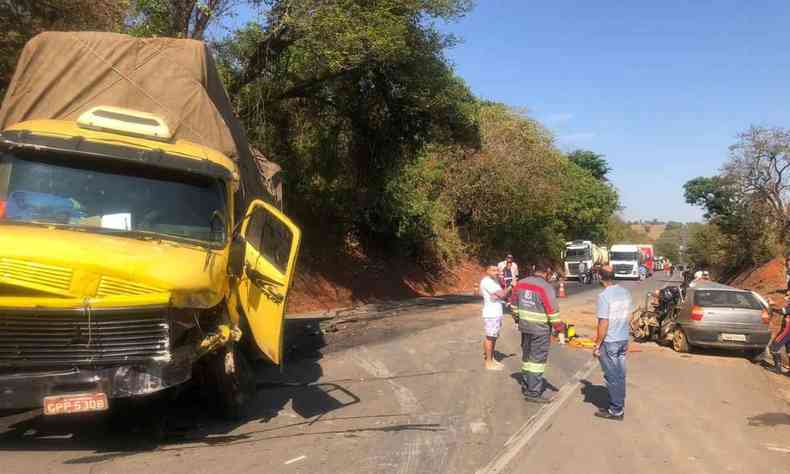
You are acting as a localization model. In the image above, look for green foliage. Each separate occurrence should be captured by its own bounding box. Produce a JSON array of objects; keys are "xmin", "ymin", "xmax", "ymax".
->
[
  {"xmin": 126, "ymin": 0, "xmax": 241, "ymax": 39},
  {"xmin": 215, "ymin": 0, "xmax": 480, "ymax": 258},
  {"xmin": 606, "ymin": 215, "xmax": 650, "ymax": 246},
  {"xmin": 683, "ymin": 176, "xmax": 739, "ymax": 230},
  {"xmin": 0, "ymin": 0, "xmax": 129, "ymax": 96},
  {"xmin": 567, "ymin": 149, "xmax": 610, "ymax": 181},
  {"xmin": 445, "ymin": 104, "xmax": 619, "ymax": 262},
  {"xmin": 684, "ymin": 129, "xmax": 786, "ymax": 278},
  {"xmin": 653, "ymin": 224, "xmax": 685, "ymax": 263}
]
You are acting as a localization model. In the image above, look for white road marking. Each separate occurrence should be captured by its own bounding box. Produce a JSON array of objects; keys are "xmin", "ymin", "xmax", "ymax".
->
[
  {"xmin": 764, "ymin": 444, "xmax": 790, "ymax": 453},
  {"xmin": 284, "ymin": 455, "xmax": 306, "ymax": 465},
  {"xmin": 476, "ymin": 358, "xmax": 599, "ymax": 474},
  {"xmin": 470, "ymin": 420, "xmax": 490, "ymax": 435}
]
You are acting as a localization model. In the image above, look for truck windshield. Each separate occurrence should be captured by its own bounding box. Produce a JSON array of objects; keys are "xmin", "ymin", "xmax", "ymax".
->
[
  {"xmin": 565, "ymin": 248, "xmax": 591, "ymax": 259},
  {"xmin": 0, "ymin": 151, "xmax": 227, "ymax": 245},
  {"xmin": 610, "ymin": 252, "xmax": 638, "ymax": 261}
]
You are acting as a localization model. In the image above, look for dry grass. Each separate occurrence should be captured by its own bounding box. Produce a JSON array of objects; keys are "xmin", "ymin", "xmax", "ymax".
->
[{"xmin": 630, "ymin": 224, "xmax": 666, "ymax": 242}]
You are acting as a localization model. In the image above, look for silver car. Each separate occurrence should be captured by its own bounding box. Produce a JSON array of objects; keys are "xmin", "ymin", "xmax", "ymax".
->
[{"xmin": 672, "ymin": 282, "xmax": 771, "ymax": 353}]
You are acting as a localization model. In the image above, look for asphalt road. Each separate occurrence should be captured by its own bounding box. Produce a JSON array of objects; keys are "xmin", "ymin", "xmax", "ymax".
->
[{"xmin": 3, "ymin": 273, "xmax": 787, "ymax": 473}]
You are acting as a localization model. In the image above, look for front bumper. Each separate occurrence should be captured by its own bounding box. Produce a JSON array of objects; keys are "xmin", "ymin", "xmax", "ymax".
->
[
  {"xmin": 0, "ymin": 305, "xmax": 213, "ymax": 410},
  {"xmin": 0, "ymin": 362, "xmax": 192, "ymax": 410}
]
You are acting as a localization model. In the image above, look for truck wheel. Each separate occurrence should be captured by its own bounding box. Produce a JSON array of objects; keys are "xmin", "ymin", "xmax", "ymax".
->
[
  {"xmin": 203, "ymin": 345, "xmax": 257, "ymax": 420},
  {"xmin": 672, "ymin": 328, "xmax": 690, "ymax": 353}
]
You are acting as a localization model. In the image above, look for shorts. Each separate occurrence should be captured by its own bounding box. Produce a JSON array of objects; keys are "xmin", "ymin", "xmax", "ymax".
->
[{"xmin": 484, "ymin": 316, "xmax": 503, "ymax": 338}]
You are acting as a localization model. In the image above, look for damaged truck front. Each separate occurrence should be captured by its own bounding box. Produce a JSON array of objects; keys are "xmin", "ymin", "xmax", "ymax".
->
[{"xmin": 0, "ymin": 33, "xmax": 300, "ymax": 418}]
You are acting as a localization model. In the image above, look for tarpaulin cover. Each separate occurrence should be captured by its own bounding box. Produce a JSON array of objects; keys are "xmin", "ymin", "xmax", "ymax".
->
[{"xmin": 0, "ymin": 31, "xmax": 281, "ymax": 210}]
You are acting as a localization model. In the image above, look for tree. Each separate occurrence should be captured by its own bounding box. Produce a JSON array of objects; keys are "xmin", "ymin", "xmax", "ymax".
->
[
  {"xmin": 723, "ymin": 126, "xmax": 790, "ymax": 245},
  {"xmin": 215, "ymin": 0, "xmax": 480, "ymax": 251},
  {"xmin": 567, "ymin": 149, "xmax": 610, "ymax": 181},
  {"xmin": 126, "ymin": 0, "xmax": 250, "ymax": 39},
  {"xmin": 0, "ymin": 0, "xmax": 129, "ymax": 96}
]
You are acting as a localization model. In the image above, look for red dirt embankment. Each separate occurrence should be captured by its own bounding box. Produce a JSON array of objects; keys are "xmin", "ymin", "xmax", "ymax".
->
[
  {"xmin": 728, "ymin": 257, "xmax": 786, "ymax": 303},
  {"xmin": 286, "ymin": 255, "xmax": 485, "ymax": 314}
]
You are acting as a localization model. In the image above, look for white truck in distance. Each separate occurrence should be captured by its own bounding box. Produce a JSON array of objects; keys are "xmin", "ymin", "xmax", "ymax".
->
[
  {"xmin": 563, "ymin": 240, "xmax": 609, "ymax": 281},
  {"xmin": 609, "ymin": 244, "xmax": 641, "ymax": 279}
]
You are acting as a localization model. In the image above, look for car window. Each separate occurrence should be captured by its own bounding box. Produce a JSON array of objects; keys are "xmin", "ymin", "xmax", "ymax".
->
[{"xmin": 694, "ymin": 290, "xmax": 762, "ymax": 310}]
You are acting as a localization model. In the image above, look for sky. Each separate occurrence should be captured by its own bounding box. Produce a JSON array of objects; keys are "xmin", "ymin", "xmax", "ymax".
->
[{"xmin": 435, "ymin": 1, "xmax": 790, "ymax": 222}]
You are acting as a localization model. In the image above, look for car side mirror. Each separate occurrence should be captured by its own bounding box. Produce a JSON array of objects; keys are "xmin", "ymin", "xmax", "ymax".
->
[{"xmin": 228, "ymin": 235, "xmax": 246, "ymax": 277}]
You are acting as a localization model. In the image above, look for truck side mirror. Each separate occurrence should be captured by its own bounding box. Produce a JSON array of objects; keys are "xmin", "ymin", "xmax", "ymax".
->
[{"xmin": 228, "ymin": 235, "xmax": 246, "ymax": 277}]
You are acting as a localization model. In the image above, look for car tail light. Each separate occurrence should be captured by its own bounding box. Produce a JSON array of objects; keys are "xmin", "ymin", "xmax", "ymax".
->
[
  {"xmin": 761, "ymin": 309, "xmax": 770, "ymax": 325},
  {"xmin": 691, "ymin": 306, "xmax": 704, "ymax": 321},
  {"xmin": 0, "ymin": 200, "xmax": 5, "ymax": 219}
]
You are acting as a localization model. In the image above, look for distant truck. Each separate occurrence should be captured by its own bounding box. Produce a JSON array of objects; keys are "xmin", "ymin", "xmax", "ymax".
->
[
  {"xmin": 0, "ymin": 33, "xmax": 301, "ymax": 418},
  {"xmin": 609, "ymin": 244, "xmax": 641, "ymax": 279},
  {"xmin": 639, "ymin": 244, "xmax": 655, "ymax": 276},
  {"xmin": 563, "ymin": 240, "xmax": 609, "ymax": 281}
]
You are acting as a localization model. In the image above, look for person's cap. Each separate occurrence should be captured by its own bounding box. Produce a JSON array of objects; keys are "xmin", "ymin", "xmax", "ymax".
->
[{"xmin": 506, "ymin": 254, "xmax": 513, "ymax": 259}]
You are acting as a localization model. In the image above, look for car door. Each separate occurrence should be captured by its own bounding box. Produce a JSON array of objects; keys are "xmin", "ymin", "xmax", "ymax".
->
[{"xmin": 236, "ymin": 199, "xmax": 301, "ymax": 365}]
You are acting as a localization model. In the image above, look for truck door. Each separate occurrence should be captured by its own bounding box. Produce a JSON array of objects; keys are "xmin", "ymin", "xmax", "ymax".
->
[{"xmin": 236, "ymin": 200, "xmax": 301, "ymax": 365}]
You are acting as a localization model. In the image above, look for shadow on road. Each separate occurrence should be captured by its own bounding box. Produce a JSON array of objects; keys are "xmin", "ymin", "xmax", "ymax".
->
[
  {"xmin": 0, "ymin": 322, "xmax": 364, "ymax": 465},
  {"xmin": 508, "ymin": 372, "xmax": 560, "ymax": 394},
  {"xmin": 747, "ymin": 412, "xmax": 790, "ymax": 427},
  {"xmin": 580, "ymin": 380, "xmax": 609, "ymax": 410}
]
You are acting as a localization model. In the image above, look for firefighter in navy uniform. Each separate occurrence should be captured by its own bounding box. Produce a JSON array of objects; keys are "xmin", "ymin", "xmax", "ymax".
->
[{"xmin": 511, "ymin": 265, "xmax": 563, "ymax": 403}]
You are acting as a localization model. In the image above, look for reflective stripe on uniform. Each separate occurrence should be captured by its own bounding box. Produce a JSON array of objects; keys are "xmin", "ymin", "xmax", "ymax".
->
[
  {"xmin": 548, "ymin": 312, "xmax": 561, "ymax": 322},
  {"xmin": 522, "ymin": 361, "xmax": 546, "ymax": 373},
  {"xmin": 515, "ymin": 309, "xmax": 550, "ymax": 323}
]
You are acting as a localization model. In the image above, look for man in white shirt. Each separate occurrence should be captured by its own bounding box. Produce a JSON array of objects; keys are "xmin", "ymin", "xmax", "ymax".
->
[{"xmin": 481, "ymin": 265, "xmax": 509, "ymax": 370}]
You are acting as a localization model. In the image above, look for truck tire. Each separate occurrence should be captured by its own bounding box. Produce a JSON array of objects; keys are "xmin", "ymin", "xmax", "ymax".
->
[
  {"xmin": 672, "ymin": 328, "xmax": 690, "ymax": 353},
  {"xmin": 202, "ymin": 345, "xmax": 257, "ymax": 420}
]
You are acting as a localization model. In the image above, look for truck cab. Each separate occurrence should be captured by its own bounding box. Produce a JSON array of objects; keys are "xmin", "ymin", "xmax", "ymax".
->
[
  {"xmin": 563, "ymin": 240, "xmax": 608, "ymax": 281},
  {"xmin": 609, "ymin": 244, "xmax": 641, "ymax": 280},
  {"xmin": 0, "ymin": 107, "xmax": 301, "ymax": 417},
  {"xmin": 564, "ymin": 240, "xmax": 593, "ymax": 280}
]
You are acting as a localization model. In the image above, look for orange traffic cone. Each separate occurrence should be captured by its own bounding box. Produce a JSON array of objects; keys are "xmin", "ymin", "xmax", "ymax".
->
[{"xmin": 558, "ymin": 280, "xmax": 566, "ymax": 298}]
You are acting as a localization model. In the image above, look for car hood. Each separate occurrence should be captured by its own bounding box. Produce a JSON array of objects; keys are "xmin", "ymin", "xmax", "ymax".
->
[{"xmin": 0, "ymin": 225, "xmax": 229, "ymax": 308}]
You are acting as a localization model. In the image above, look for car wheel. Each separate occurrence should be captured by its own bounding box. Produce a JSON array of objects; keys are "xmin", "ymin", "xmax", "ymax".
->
[{"xmin": 672, "ymin": 328, "xmax": 690, "ymax": 353}]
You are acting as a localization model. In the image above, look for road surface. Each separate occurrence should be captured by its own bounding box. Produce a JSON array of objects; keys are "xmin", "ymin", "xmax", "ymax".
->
[{"xmin": 3, "ymin": 274, "xmax": 789, "ymax": 473}]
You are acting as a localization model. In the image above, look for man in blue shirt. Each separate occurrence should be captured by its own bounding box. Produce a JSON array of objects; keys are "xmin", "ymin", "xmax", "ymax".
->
[{"xmin": 593, "ymin": 266, "xmax": 633, "ymax": 420}]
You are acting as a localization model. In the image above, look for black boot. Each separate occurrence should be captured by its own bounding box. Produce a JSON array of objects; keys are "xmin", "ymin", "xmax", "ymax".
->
[{"xmin": 772, "ymin": 354, "xmax": 784, "ymax": 374}]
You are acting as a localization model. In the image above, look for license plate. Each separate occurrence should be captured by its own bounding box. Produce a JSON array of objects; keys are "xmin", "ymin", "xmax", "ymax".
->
[
  {"xmin": 721, "ymin": 333, "xmax": 747, "ymax": 342},
  {"xmin": 43, "ymin": 392, "xmax": 108, "ymax": 416}
]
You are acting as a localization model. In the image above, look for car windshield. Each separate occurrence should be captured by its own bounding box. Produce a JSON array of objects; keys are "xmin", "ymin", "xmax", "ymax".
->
[
  {"xmin": 611, "ymin": 251, "xmax": 638, "ymax": 261},
  {"xmin": 694, "ymin": 290, "xmax": 762, "ymax": 310},
  {"xmin": 0, "ymin": 150, "xmax": 227, "ymax": 245},
  {"xmin": 565, "ymin": 248, "xmax": 590, "ymax": 259}
]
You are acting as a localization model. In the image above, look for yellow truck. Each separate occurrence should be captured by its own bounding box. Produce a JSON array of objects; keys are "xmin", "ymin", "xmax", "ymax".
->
[{"xmin": 0, "ymin": 33, "xmax": 300, "ymax": 418}]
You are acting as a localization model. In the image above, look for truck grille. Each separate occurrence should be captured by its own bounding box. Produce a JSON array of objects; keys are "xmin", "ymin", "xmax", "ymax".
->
[
  {"xmin": 614, "ymin": 264, "xmax": 634, "ymax": 274},
  {"xmin": 0, "ymin": 258, "xmax": 73, "ymax": 295},
  {"xmin": 0, "ymin": 309, "xmax": 170, "ymax": 367},
  {"xmin": 567, "ymin": 263, "xmax": 580, "ymax": 274},
  {"xmin": 96, "ymin": 276, "xmax": 164, "ymax": 297}
]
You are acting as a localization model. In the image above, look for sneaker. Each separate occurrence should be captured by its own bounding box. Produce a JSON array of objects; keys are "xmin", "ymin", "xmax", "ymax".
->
[
  {"xmin": 594, "ymin": 409, "xmax": 624, "ymax": 421},
  {"xmin": 524, "ymin": 393, "xmax": 553, "ymax": 404},
  {"xmin": 485, "ymin": 361, "xmax": 504, "ymax": 371}
]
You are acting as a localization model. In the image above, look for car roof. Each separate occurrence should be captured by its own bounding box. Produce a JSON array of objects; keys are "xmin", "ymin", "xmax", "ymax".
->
[{"xmin": 692, "ymin": 281, "xmax": 746, "ymax": 291}]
